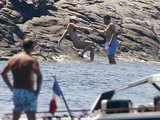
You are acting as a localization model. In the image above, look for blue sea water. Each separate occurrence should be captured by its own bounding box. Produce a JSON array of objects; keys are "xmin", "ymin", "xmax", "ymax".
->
[{"xmin": 0, "ymin": 60, "xmax": 160, "ymax": 119}]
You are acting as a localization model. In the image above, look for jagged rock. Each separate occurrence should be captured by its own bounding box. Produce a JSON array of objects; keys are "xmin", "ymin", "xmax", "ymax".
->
[
  {"xmin": 31, "ymin": 16, "xmax": 58, "ymax": 27},
  {"xmin": 1, "ymin": 8, "xmax": 23, "ymax": 23},
  {"xmin": 0, "ymin": 0, "xmax": 160, "ymax": 62}
]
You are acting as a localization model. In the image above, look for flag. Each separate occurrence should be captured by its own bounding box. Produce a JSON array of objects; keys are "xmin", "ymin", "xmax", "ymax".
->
[
  {"xmin": 49, "ymin": 76, "xmax": 73, "ymax": 119},
  {"xmin": 52, "ymin": 79, "xmax": 62, "ymax": 97},
  {"xmin": 49, "ymin": 99, "xmax": 57, "ymax": 114},
  {"xmin": 49, "ymin": 78, "xmax": 62, "ymax": 114}
]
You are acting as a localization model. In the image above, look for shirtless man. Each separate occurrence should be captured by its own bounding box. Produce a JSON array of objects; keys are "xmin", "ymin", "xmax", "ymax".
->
[
  {"xmin": 58, "ymin": 16, "xmax": 95, "ymax": 61},
  {"xmin": 91, "ymin": 15, "xmax": 119, "ymax": 64},
  {"xmin": 1, "ymin": 39, "xmax": 42, "ymax": 120}
]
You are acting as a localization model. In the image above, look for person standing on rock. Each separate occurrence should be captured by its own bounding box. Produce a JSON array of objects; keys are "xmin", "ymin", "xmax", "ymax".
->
[
  {"xmin": 58, "ymin": 16, "xmax": 96, "ymax": 61},
  {"xmin": 1, "ymin": 39, "xmax": 42, "ymax": 120},
  {"xmin": 91, "ymin": 15, "xmax": 119, "ymax": 64}
]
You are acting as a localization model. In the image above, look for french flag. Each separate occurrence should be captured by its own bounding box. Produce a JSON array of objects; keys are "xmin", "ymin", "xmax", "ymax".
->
[{"xmin": 49, "ymin": 78, "xmax": 62, "ymax": 114}]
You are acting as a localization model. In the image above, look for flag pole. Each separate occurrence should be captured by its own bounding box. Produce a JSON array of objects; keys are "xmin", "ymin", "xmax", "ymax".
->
[{"xmin": 53, "ymin": 75, "xmax": 73, "ymax": 120}]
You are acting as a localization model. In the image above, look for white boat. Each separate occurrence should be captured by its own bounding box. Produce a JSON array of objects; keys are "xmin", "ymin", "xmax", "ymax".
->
[{"xmin": 3, "ymin": 74, "xmax": 160, "ymax": 120}]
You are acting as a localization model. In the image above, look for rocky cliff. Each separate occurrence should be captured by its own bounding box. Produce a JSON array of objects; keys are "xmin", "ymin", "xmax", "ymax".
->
[{"xmin": 0, "ymin": 0, "xmax": 160, "ymax": 62}]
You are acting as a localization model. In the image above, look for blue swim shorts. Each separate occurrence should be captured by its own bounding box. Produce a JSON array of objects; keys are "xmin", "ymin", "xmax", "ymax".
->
[
  {"xmin": 105, "ymin": 38, "xmax": 119, "ymax": 56},
  {"xmin": 13, "ymin": 88, "xmax": 38, "ymax": 112}
]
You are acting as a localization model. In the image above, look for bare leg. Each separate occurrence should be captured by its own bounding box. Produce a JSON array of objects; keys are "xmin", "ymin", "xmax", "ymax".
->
[
  {"xmin": 80, "ymin": 46, "xmax": 89, "ymax": 58},
  {"xmin": 111, "ymin": 55, "xmax": 116, "ymax": 64},
  {"xmin": 107, "ymin": 55, "xmax": 111, "ymax": 64},
  {"xmin": 90, "ymin": 48, "xmax": 94, "ymax": 61},
  {"xmin": 81, "ymin": 45, "xmax": 94, "ymax": 61},
  {"xmin": 13, "ymin": 112, "xmax": 21, "ymax": 120},
  {"xmin": 108, "ymin": 55, "xmax": 116, "ymax": 64},
  {"xmin": 26, "ymin": 112, "xmax": 36, "ymax": 120}
]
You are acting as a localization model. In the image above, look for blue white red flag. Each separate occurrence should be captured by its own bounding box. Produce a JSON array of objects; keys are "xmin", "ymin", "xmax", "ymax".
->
[
  {"xmin": 52, "ymin": 78, "xmax": 62, "ymax": 97},
  {"xmin": 49, "ymin": 78, "xmax": 62, "ymax": 114}
]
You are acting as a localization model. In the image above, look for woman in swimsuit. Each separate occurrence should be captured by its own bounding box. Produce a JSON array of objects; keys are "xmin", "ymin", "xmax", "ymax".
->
[{"xmin": 58, "ymin": 16, "xmax": 95, "ymax": 61}]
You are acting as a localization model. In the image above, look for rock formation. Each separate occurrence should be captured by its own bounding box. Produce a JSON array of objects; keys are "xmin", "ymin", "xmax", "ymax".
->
[{"xmin": 0, "ymin": 0, "xmax": 159, "ymax": 62}]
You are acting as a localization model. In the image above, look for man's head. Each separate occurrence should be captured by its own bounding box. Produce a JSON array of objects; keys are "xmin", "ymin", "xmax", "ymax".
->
[
  {"xmin": 104, "ymin": 15, "xmax": 111, "ymax": 25},
  {"xmin": 23, "ymin": 39, "xmax": 35, "ymax": 52},
  {"xmin": 69, "ymin": 16, "xmax": 78, "ymax": 24}
]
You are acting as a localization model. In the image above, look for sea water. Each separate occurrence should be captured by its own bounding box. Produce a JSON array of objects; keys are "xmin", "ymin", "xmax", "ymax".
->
[{"xmin": 0, "ymin": 60, "xmax": 160, "ymax": 118}]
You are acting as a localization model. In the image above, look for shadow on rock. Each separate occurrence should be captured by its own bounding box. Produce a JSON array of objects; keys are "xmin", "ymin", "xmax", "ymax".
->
[
  {"xmin": 10, "ymin": 0, "xmax": 58, "ymax": 23},
  {"xmin": 0, "ymin": 18, "xmax": 24, "ymax": 41},
  {"xmin": 46, "ymin": 5, "xmax": 58, "ymax": 11},
  {"xmin": 0, "ymin": 0, "xmax": 58, "ymax": 41}
]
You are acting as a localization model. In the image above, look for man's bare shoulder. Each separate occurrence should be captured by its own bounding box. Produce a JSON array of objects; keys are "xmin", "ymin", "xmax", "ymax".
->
[
  {"xmin": 110, "ymin": 23, "xmax": 115, "ymax": 28},
  {"xmin": 65, "ymin": 23, "xmax": 72, "ymax": 30},
  {"xmin": 108, "ymin": 23, "xmax": 115, "ymax": 32},
  {"xmin": 10, "ymin": 52, "xmax": 36, "ymax": 63},
  {"xmin": 8, "ymin": 53, "xmax": 21, "ymax": 62},
  {"xmin": 6, "ymin": 53, "xmax": 20, "ymax": 67},
  {"xmin": 68, "ymin": 23, "xmax": 75, "ymax": 27}
]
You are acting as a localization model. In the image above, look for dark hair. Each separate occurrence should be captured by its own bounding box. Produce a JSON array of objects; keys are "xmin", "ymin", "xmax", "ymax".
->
[
  {"xmin": 104, "ymin": 15, "xmax": 111, "ymax": 20},
  {"xmin": 23, "ymin": 39, "xmax": 34, "ymax": 50}
]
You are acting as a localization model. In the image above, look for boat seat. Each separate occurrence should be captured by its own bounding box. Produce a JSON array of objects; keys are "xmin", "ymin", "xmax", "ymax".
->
[{"xmin": 101, "ymin": 99, "xmax": 132, "ymax": 114}]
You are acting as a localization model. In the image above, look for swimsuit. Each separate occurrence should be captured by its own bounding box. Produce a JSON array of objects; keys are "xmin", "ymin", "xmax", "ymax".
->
[
  {"xmin": 13, "ymin": 88, "xmax": 37, "ymax": 112},
  {"xmin": 105, "ymin": 38, "xmax": 119, "ymax": 55}
]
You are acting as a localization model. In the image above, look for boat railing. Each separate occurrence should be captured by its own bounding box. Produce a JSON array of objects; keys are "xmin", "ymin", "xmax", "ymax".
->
[
  {"xmin": 3, "ymin": 109, "xmax": 90, "ymax": 120},
  {"xmin": 3, "ymin": 106, "xmax": 160, "ymax": 120}
]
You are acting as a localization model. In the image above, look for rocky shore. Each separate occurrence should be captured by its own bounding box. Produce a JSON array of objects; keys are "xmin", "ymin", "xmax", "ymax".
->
[{"xmin": 0, "ymin": 0, "xmax": 160, "ymax": 62}]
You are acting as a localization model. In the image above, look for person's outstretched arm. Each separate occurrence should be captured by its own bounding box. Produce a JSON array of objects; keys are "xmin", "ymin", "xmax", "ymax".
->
[
  {"xmin": 93, "ymin": 29, "xmax": 105, "ymax": 35},
  {"xmin": 89, "ymin": 25, "xmax": 105, "ymax": 35},
  {"xmin": 58, "ymin": 24, "xmax": 70, "ymax": 49},
  {"xmin": 73, "ymin": 24, "xmax": 93, "ymax": 31}
]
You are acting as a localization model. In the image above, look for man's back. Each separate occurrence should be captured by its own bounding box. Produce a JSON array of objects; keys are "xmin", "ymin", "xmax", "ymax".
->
[
  {"xmin": 9, "ymin": 52, "xmax": 36, "ymax": 89},
  {"xmin": 1, "ymin": 39, "xmax": 42, "ymax": 120}
]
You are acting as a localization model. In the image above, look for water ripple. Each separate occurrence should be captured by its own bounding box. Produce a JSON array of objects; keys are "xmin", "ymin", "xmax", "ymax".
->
[{"xmin": 0, "ymin": 61, "xmax": 160, "ymax": 118}]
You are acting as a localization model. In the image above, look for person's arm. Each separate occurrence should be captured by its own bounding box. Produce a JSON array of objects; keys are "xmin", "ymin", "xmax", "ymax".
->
[
  {"xmin": 1, "ymin": 60, "xmax": 13, "ymax": 92},
  {"xmin": 89, "ymin": 25, "xmax": 105, "ymax": 35},
  {"xmin": 108, "ymin": 24, "xmax": 116, "ymax": 47},
  {"xmin": 58, "ymin": 24, "xmax": 70, "ymax": 48},
  {"xmin": 109, "ymin": 33, "xmax": 115, "ymax": 47},
  {"xmin": 33, "ymin": 61, "xmax": 42, "ymax": 95},
  {"xmin": 73, "ymin": 24, "xmax": 93, "ymax": 31},
  {"xmin": 94, "ymin": 29, "xmax": 105, "ymax": 35}
]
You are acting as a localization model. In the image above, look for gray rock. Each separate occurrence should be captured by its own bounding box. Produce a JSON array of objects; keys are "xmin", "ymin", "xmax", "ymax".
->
[{"xmin": 0, "ymin": 0, "xmax": 160, "ymax": 62}]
